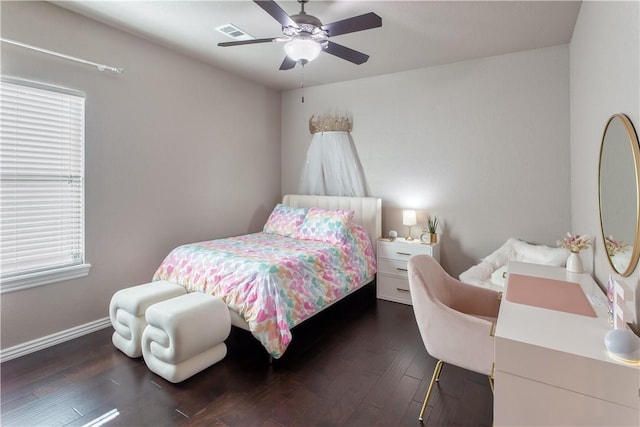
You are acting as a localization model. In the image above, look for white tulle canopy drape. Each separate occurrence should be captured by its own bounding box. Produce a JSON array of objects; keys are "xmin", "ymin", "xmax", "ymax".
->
[{"xmin": 298, "ymin": 115, "xmax": 366, "ymax": 197}]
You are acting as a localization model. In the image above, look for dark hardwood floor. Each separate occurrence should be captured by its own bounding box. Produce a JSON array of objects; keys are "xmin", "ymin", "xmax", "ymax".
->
[{"xmin": 1, "ymin": 283, "xmax": 493, "ymax": 426}]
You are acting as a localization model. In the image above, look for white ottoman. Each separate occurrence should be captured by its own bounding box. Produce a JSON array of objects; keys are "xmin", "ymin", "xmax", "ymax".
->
[
  {"xmin": 142, "ymin": 292, "xmax": 231, "ymax": 383},
  {"xmin": 109, "ymin": 281, "xmax": 186, "ymax": 358}
]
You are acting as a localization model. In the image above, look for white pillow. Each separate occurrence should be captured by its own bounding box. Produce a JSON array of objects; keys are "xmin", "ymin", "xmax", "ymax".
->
[{"xmin": 510, "ymin": 239, "xmax": 568, "ymax": 266}]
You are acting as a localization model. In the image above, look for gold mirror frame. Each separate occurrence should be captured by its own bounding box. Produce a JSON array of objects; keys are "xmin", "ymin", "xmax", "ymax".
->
[{"xmin": 598, "ymin": 114, "xmax": 640, "ymax": 276}]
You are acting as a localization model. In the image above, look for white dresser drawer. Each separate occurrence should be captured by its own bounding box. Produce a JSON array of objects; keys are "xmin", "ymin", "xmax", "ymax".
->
[
  {"xmin": 377, "ymin": 274, "xmax": 412, "ymax": 305},
  {"xmin": 377, "ymin": 258, "xmax": 409, "ymax": 278},
  {"xmin": 377, "ymin": 241, "xmax": 435, "ymax": 259}
]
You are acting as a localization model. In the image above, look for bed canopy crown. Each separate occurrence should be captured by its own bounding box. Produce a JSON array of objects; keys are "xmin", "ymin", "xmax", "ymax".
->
[{"xmin": 308, "ymin": 114, "xmax": 352, "ymax": 133}]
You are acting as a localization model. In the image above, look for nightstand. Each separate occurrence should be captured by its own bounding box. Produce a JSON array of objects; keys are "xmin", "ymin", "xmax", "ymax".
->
[{"xmin": 377, "ymin": 238, "xmax": 441, "ymax": 305}]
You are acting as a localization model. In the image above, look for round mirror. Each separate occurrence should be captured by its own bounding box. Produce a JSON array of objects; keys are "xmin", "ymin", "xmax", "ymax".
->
[{"xmin": 598, "ymin": 114, "xmax": 640, "ymax": 276}]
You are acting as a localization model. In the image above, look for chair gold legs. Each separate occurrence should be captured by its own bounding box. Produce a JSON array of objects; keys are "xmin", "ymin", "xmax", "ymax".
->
[
  {"xmin": 418, "ymin": 360, "xmax": 493, "ymax": 422},
  {"xmin": 419, "ymin": 359, "xmax": 444, "ymax": 422},
  {"xmin": 489, "ymin": 362, "xmax": 495, "ymax": 394}
]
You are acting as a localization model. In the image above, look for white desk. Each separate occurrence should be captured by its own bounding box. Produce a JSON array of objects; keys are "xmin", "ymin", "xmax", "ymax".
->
[{"xmin": 494, "ymin": 262, "xmax": 640, "ymax": 426}]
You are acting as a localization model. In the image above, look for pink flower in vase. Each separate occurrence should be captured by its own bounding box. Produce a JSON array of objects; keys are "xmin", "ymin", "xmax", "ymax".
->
[{"xmin": 557, "ymin": 232, "xmax": 591, "ymax": 253}]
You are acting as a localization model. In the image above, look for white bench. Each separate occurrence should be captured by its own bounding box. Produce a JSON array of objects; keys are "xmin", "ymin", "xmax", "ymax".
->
[
  {"xmin": 109, "ymin": 281, "xmax": 186, "ymax": 358},
  {"xmin": 142, "ymin": 292, "xmax": 231, "ymax": 383}
]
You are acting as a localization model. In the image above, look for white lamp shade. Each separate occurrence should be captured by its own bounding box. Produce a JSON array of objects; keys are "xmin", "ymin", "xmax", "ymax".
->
[
  {"xmin": 284, "ymin": 38, "xmax": 321, "ymax": 63},
  {"xmin": 403, "ymin": 209, "xmax": 417, "ymax": 226}
]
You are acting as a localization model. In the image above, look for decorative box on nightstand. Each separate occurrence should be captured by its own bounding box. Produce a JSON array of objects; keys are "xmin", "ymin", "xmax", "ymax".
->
[{"xmin": 376, "ymin": 238, "xmax": 441, "ymax": 305}]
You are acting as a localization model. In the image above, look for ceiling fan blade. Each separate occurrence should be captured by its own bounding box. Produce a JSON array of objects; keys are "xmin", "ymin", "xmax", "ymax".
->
[
  {"xmin": 279, "ymin": 56, "xmax": 297, "ymax": 70},
  {"xmin": 322, "ymin": 12, "xmax": 382, "ymax": 37},
  {"xmin": 218, "ymin": 38, "xmax": 280, "ymax": 47},
  {"xmin": 254, "ymin": 0, "xmax": 298, "ymax": 28},
  {"xmin": 325, "ymin": 41, "xmax": 369, "ymax": 65}
]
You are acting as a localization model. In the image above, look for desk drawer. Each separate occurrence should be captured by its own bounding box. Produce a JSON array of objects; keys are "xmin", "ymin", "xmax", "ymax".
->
[
  {"xmin": 495, "ymin": 370, "xmax": 640, "ymax": 426},
  {"xmin": 377, "ymin": 274, "xmax": 412, "ymax": 305}
]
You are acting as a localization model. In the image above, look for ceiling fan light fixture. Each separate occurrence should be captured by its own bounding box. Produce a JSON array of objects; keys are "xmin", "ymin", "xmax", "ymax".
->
[{"xmin": 284, "ymin": 37, "xmax": 321, "ymax": 64}]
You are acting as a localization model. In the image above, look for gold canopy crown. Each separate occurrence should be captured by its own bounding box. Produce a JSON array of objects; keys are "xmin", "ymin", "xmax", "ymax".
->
[{"xmin": 308, "ymin": 114, "xmax": 353, "ymax": 134}]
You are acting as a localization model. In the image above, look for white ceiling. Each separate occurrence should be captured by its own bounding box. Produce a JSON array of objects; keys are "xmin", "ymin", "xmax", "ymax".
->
[{"xmin": 52, "ymin": 0, "xmax": 582, "ymax": 91}]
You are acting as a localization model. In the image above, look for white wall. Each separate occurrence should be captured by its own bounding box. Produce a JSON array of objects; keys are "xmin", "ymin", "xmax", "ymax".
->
[
  {"xmin": 282, "ymin": 46, "xmax": 571, "ymax": 276},
  {"xmin": 570, "ymin": 0, "xmax": 640, "ymax": 323},
  {"xmin": 0, "ymin": 1, "xmax": 281, "ymax": 350}
]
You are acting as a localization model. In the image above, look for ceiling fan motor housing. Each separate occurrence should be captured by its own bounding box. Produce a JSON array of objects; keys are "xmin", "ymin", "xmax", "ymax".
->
[
  {"xmin": 284, "ymin": 13, "xmax": 328, "ymax": 46},
  {"xmin": 291, "ymin": 12, "xmax": 322, "ymax": 28}
]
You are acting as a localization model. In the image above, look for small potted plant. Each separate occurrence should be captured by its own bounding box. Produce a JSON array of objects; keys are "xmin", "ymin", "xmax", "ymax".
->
[{"xmin": 426, "ymin": 216, "xmax": 438, "ymax": 244}]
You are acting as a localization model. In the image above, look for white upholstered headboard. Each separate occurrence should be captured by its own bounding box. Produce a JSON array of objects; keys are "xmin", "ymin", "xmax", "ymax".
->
[{"xmin": 283, "ymin": 194, "xmax": 382, "ymax": 252}]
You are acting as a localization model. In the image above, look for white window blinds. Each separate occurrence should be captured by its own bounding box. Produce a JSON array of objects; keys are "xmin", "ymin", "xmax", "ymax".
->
[{"xmin": 1, "ymin": 78, "xmax": 87, "ymax": 288}]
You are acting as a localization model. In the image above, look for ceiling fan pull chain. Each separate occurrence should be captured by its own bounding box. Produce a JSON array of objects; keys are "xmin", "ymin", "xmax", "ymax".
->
[{"xmin": 300, "ymin": 63, "xmax": 305, "ymax": 103}]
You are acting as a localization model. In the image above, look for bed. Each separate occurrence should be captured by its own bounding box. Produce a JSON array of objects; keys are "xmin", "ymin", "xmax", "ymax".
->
[{"xmin": 152, "ymin": 194, "xmax": 382, "ymax": 358}]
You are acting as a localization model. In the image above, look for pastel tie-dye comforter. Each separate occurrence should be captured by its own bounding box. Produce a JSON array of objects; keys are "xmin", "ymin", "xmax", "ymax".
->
[{"xmin": 152, "ymin": 224, "xmax": 376, "ymax": 358}]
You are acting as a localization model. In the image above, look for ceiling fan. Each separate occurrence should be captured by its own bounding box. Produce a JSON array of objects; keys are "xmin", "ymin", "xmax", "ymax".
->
[{"xmin": 218, "ymin": 0, "xmax": 382, "ymax": 70}]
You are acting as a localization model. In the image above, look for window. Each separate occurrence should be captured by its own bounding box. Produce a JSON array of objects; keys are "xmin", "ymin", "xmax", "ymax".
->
[{"xmin": 1, "ymin": 77, "xmax": 90, "ymax": 293}]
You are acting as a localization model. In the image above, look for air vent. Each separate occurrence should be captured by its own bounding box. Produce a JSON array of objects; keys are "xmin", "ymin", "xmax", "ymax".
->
[{"xmin": 216, "ymin": 24, "xmax": 254, "ymax": 41}]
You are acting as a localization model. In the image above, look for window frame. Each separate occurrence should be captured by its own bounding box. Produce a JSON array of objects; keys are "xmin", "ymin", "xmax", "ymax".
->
[{"xmin": 0, "ymin": 77, "xmax": 91, "ymax": 294}]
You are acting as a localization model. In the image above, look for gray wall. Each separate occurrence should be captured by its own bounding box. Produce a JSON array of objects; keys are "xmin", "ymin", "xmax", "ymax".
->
[
  {"xmin": 281, "ymin": 46, "xmax": 571, "ymax": 277},
  {"xmin": 570, "ymin": 0, "xmax": 640, "ymax": 323},
  {"xmin": 1, "ymin": 1, "xmax": 282, "ymax": 349}
]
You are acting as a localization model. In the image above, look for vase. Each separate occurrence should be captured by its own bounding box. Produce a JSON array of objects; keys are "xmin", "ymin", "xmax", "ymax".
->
[{"xmin": 566, "ymin": 251, "xmax": 583, "ymax": 273}]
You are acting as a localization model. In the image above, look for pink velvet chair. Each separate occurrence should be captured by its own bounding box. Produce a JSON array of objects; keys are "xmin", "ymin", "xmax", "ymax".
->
[{"xmin": 408, "ymin": 254, "xmax": 501, "ymax": 421}]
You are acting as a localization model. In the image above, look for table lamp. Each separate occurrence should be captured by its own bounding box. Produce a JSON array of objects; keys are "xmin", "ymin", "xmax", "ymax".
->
[
  {"xmin": 403, "ymin": 209, "xmax": 417, "ymax": 241},
  {"xmin": 604, "ymin": 328, "xmax": 640, "ymax": 364}
]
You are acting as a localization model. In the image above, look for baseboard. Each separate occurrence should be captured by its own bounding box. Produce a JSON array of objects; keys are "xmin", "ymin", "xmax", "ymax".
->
[{"xmin": 0, "ymin": 317, "xmax": 111, "ymax": 363}]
